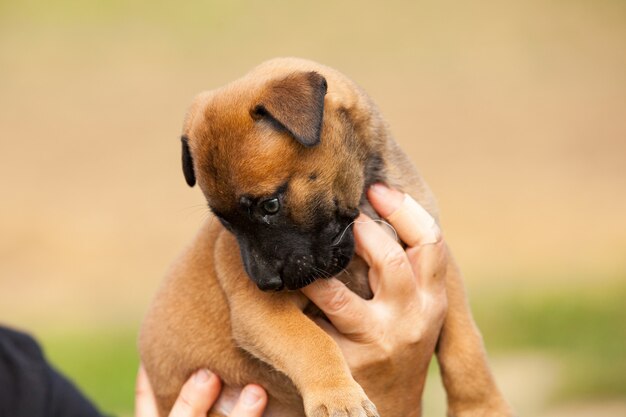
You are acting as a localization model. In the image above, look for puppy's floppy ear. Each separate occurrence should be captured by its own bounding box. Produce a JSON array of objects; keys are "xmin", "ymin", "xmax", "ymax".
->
[
  {"xmin": 252, "ymin": 71, "xmax": 327, "ymax": 147},
  {"xmin": 181, "ymin": 136, "xmax": 196, "ymax": 187}
]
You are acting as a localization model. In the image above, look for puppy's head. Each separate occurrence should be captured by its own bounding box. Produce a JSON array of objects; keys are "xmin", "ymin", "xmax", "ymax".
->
[{"xmin": 180, "ymin": 59, "xmax": 383, "ymax": 291}]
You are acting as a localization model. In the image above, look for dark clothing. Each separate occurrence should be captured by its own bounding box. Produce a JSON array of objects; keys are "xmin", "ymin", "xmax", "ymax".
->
[{"xmin": 0, "ymin": 326, "xmax": 105, "ymax": 417}]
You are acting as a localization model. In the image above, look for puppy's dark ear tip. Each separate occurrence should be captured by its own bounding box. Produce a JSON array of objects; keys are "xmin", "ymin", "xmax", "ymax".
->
[
  {"xmin": 181, "ymin": 136, "xmax": 196, "ymax": 187},
  {"xmin": 308, "ymin": 71, "xmax": 328, "ymax": 95},
  {"xmin": 250, "ymin": 104, "xmax": 268, "ymax": 120},
  {"xmin": 298, "ymin": 136, "xmax": 321, "ymax": 147},
  {"xmin": 320, "ymin": 76, "xmax": 328, "ymax": 92},
  {"xmin": 184, "ymin": 175, "xmax": 196, "ymax": 187}
]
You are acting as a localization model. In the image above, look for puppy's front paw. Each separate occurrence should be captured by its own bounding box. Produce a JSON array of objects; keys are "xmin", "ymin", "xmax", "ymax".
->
[{"xmin": 304, "ymin": 383, "xmax": 379, "ymax": 417}]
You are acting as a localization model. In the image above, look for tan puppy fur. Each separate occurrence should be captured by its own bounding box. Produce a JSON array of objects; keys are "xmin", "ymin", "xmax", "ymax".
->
[{"xmin": 139, "ymin": 58, "xmax": 513, "ymax": 417}]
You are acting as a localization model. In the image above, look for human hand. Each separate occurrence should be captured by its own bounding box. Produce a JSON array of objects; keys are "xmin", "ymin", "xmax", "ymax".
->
[
  {"xmin": 301, "ymin": 183, "xmax": 448, "ymax": 417},
  {"xmin": 135, "ymin": 365, "xmax": 268, "ymax": 417}
]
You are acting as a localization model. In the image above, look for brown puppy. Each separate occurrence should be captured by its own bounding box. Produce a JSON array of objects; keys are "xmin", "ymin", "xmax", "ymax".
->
[{"xmin": 139, "ymin": 58, "xmax": 513, "ymax": 417}]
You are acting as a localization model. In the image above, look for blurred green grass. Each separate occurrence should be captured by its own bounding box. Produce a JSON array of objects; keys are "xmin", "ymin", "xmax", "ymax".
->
[
  {"xmin": 473, "ymin": 282, "xmax": 626, "ymax": 402},
  {"xmin": 36, "ymin": 282, "xmax": 626, "ymax": 415},
  {"xmin": 40, "ymin": 327, "xmax": 139, "ymax": 416}
]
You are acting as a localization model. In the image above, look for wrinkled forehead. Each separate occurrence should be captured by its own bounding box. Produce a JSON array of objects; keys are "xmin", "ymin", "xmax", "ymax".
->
[{"xmin": 191, "ymin": 98, "xmax": 301, "ymax": 208}]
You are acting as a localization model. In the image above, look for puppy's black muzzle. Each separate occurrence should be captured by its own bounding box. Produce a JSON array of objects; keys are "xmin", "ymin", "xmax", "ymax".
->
[{"xmin": 235, "ymin": 208, "xmax": 359, "ymax": 292}]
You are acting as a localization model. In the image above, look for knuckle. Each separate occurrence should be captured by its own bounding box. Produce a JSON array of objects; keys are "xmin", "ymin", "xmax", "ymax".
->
[
  {"xmin": 435, "ymin": 294, "xmax": 449, "ymax": 320},
  {"xmin": 422, "ymin": 292, "xmax": 448, "ymax": 323},
  {"xmin": 379, "ymin": 246, "xmax": 408, "ymax": 271},
  {"xmin": 399, "ymin": 294, "xmax": 448, "ymax": 346},
  {"xmin": 177, "ymin": 391, "xmax": 196, "ymax": 412},
  {"xmin": 325, "ymin": 287, "xmax": 350, "ymax": 314},
  {"xmin": 405, "ymin": 332, "xmax": 424, "ymax": 347},
  {"xmin": 402, "ymin": 317, "xmax": 426, "ymax": 344}
]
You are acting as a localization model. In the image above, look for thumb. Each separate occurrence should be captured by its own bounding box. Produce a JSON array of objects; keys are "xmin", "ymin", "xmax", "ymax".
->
[
  {"xmin": 301, "ymin": 278, "xmax": 370, "ymax": 335},
  {"xmin": 135, "ymin": 365, "xmax": 159, "ymax": 417}
]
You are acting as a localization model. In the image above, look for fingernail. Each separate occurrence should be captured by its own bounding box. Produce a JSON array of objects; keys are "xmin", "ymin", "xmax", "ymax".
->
[
  {"xmin": 370, "ymin": 183, "xmax": 389, "ymax": 195},
  {"xmin": 194, "ymin": 369, "xmax": 212, "ymax": 384},
  {"xmin": 241, "ymin": 385, "xmax": 262, "ymax": 406}
]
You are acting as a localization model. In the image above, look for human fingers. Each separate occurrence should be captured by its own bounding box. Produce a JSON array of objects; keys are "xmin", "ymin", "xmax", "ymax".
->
[
  {"xmin": 228, "ymin": 385, "xmax": 268, "ymax": 417},
  {"xmin": 301, "ymin": 277, "xmax": 371, "ymax": 336},
  {"xmin": 368, "ymin": 184, "xmax": 441, "ymax": 247},
  {"xmin": 169, "ymin": 369, "xmax": 221, "ymax": 417},
  {"xmin": 406, "ymin": 241, "xmax": 448, "ymax": 295},
  {"xmin": 135, "ymin": 365, "xmax": 159, "ymax": 417},
  {"xmin": 353, "ymin": 212, "xmax": 417, "ymax": 301},
  {"xmin": 368, "ymin": 183, "xmax": 446, "ymax": 293},
  {"xmin": 366, "ymin": 183, "xmax": 405, "ymax": 218}
]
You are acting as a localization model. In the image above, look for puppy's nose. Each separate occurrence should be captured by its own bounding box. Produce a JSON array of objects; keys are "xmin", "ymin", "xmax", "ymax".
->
[{"xmin": 256, "ymin": 276, "xmax": 284, "ymax": 292}]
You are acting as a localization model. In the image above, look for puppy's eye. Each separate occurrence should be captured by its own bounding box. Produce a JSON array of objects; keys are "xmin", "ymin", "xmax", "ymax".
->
[{"xmin": 261, "ymin": 198, "xmax": 280, "ymax": 215}]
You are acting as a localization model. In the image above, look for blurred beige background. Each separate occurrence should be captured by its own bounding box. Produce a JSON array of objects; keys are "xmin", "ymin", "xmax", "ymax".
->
[{"xmin": 1, "ymin": 1, "xmax": 625, "ymax": 416}]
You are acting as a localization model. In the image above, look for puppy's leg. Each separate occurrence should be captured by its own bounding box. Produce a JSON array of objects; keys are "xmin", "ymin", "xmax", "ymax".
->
[
  {"xmin": 437, "ymin": 251, "xmax": 513, "ymax": 417},
  {"xmin": 215, "ymin": 233, "xmax": 379, "ymax": 417}
]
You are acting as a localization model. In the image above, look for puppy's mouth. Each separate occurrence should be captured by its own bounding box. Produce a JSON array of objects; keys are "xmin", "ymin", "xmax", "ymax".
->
[
  {"xmin": 241, "ymin": 222, "xmax": 357, "ymax": 292},
  {"xmin": 252, "ymin": 245, "xmax": 354, "ymax": 292},
  {"xmin": 277, "ymin": 245, "xmax": 354, "ymax": 291}
]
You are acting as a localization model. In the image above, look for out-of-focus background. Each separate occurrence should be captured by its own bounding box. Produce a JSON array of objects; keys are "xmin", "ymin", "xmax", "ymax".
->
[{"xmin": 1, "ymin": 0, "xmax": 625, "ymax": 415}]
